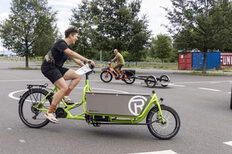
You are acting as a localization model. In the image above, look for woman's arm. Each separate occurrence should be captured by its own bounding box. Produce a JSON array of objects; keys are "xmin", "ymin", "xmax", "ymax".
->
[
  {"xmin": 71, "ymin": 57, "xmax": 84, "ymax": 67},
  {"xmin": 64, "ymin": 48, "xmax": 89, "ymax": 62},
  {"xmin": 64, "ymin": 48, "xmax": 95, "ymax": 66}
]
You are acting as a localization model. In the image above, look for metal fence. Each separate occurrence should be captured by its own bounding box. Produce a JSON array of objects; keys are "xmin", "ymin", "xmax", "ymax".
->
[
  {"xmin": 0, "ymin": 56, "xmax": 177, "ymax": 67},
  {"xmin": 95, "ymin": 61, "xmax": 177, "ymax": 66}
]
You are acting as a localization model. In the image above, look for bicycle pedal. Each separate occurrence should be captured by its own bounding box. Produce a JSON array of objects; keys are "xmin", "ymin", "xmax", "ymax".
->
[{"xmin": 115, "ymin": 76, "xmax": 121, "ymax": 80}]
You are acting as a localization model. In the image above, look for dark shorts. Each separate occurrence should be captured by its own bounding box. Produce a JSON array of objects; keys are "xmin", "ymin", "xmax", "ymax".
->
[{"xmin": 41, "ymin": 60, "xmax": 69, "ymax": 84}]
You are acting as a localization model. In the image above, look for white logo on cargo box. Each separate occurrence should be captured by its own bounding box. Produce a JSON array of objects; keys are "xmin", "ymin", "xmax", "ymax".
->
[{"xmin": 128, "ymin": 96, "xmax": 147, "ymax": 116}]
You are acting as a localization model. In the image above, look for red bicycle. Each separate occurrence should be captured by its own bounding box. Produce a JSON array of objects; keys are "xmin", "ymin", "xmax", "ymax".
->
[{"xmin": 100, "ymin": 62, "xmax": 135, "ymax": 84}]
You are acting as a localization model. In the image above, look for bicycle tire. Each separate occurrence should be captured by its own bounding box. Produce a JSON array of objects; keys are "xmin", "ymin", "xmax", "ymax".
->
[
  {"xmin": 159, "ymin": 75, "xmax": 170, "ymax": 87},
  {"xmin": 100, "ymin": 71, "xmax": 113, "ymax": 83},
  {"xmin": 18, "ymin": 88, "xmax": 52, "ymax": 128},
  {"xmin": 230, "ymin": 87, "xmax": 232, "ymax": 109},
  {"xmin": 145, "ymin": 76, "xmax": 157, "ymax": 88},
  {"xmin": 122, "ymin": 73, "xmax": 135, "ymax": 84},
  {"xmin": 146, "ymin": 105, "xmax": 181, "ymax": 139}
]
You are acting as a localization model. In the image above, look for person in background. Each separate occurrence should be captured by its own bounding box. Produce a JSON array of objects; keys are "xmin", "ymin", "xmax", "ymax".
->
[{"xmin": 110, "ymin": 49, "xmax": 125, "ymax": 78}]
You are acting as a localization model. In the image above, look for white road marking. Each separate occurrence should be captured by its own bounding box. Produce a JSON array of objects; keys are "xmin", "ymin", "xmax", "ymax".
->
[
  {"xmin": 224, "ymin": 141, "xmax": 232, "ymax": 146},
  {"xmin": 0, "ymin": 79, "xmax": 100, "ymax": 82},
  {"xmin": 210, "ymin": 81, "xmax": 223, "ymax": 84},
  {"xmin": 19, "ymin": 139, "xmax": 26, "ymax": 143},
  {"xmin": 129, "ymin": 150, "xmax": 177, "ymax": 154},
  {"xmin": 169, "ymin": 83, "xmax": 185, "ymax": 87},
  {"xmin": 198, "ymin": 87, "xmax": 221, "ymax": 92},
  {"xmin": 0, "ymin": 79, "xmax": 46, "ymax": 82},
  {"xmin": 8, "ymin": 88, "xmax": 129, "ymax": 101},
  {"xmin": 7, "ymin": 128, "xmax": 12, "ymax": 130},
  {"xmin": 8, "ymin": 89, "xmax": 27, "ymax": 100},
  {"xmin": 175, "ymin": 80, "xmax": 232, "ymax": 84}
]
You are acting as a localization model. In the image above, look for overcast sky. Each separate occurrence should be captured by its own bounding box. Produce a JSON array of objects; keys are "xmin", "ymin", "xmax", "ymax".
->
[{"xmin": 0, "ymin": 0, "xmax": 172, "ymax": 51}]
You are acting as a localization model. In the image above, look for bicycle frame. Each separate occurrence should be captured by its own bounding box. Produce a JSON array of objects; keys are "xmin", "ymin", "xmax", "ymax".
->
[
  {"xmin": 34, "ymin": 73, "xmax": 165, "ymax": 125},
  {"xmin": 103, "ymin": 64, "xmax": 127, "ymax": 80}
]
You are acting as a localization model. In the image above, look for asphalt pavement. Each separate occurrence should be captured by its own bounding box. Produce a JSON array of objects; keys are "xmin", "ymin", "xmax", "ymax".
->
[{"xmin": 1, "ymin": 61, "xmax": 232, "ymax": 154}]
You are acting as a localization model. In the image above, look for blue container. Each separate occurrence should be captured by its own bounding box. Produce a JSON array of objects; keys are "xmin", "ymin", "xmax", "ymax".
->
[
  {"xmin": 192, "ymin": 51, "xmax": 221, "ymax": 70},
  {"xmin": 192, "ymin": 52, "xmax": 204, "ymax": 70},
  {"xmin": 206, "ymin": 52, "xmax": 221, "ymax": 70}
]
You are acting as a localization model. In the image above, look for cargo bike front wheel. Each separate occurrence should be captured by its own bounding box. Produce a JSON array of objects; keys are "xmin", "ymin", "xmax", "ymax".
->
[{"xmin": 146, "ymin": 105, "xmax": 180, "ymax": 139}]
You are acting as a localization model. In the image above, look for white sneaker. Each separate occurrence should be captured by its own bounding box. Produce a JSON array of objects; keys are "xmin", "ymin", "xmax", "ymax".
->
[
  {"xmin": 44, "ymin": 112, "xmax": 58, "ymax": 123},
  {"xmin": 63, "ymin": 96, "xmax": 75, "ymax": 105}
]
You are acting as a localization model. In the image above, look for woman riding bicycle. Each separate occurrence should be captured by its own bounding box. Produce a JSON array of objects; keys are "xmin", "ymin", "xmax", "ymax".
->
[{"xmin": 41, "ymin": 27, "xmax": 95, "ymax": 123}]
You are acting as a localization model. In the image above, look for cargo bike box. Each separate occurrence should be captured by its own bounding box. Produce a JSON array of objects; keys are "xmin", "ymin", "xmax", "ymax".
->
[{"xmin": 86, "ymin": 91, "xmax": 151, "ymax": 116}]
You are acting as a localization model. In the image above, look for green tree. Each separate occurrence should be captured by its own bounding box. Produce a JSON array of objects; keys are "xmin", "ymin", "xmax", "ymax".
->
[
  {"xmin": 150, "ymin": 34, "xmax": 172, "ymax": 62},
  {"xmin": 165, "ymin": 0, "xmax": 232, "ymax": 72},
  {"xmin": 71, "ymin": 0, "xmax": 151, "ymax": 61},
  {"xmin": 0, "ymin": 0, "xmax": 58, "ymax": 67},
  {"xmin": 70, "ymin": 0, "xmax": 94, "ymax": 59}
]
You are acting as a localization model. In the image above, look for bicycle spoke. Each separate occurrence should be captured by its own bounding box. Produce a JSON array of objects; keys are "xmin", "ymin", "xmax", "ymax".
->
[{"xmin": 19, "ymin": 89, "xmax": 51, "ymax": 128}]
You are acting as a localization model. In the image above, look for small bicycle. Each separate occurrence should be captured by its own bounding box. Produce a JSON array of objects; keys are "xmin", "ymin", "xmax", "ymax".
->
[
  {"xmin": 100, "ymin": 62, "xmax": 135, "ymax": 84},
  {"xmin": 18, "ymin": 64, "xmax": 180, "ymax": 139}
]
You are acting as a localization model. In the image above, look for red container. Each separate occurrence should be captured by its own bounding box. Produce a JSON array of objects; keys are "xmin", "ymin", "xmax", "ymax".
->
[
  {"xmin": 178, "ymin": 53, "xmax": 192, "ymax": 70},
  {"xmin": 221, "ymin": 53, "xmax": 232, "ymax": 66}
]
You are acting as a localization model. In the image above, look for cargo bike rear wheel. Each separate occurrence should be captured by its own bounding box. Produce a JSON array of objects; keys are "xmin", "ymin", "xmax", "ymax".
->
[{"xmin": 18, "ymin": 88, "xmax": 52, "ymax": 128}]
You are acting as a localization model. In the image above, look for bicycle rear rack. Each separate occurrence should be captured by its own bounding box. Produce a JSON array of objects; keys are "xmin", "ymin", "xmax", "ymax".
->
[{"xmin": 27, "ymin": 83, "xmax": 48, "ymax": 89}]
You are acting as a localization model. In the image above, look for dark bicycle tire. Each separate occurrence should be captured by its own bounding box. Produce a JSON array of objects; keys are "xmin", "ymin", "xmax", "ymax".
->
[
  {"xmin": 230, "ymin": 87, "xmax": 232, "ymax": 109},
  {"xmin": 159, "ymin": 75, "xmax": 170, "ymax": 87},
  {"xmin": 145, "ymin": 76, "xmax": 157, "ymax": 88},
  {"xmin": 122, "ymin": 73, "xmax": 135, "ymax": 84},
  {"xmin": 100, "ymin": 71, "xmax": 113, "ymax": 83},
  {"xmin": 18, "ymin": 88, "xmax": 52, "ymax": 128},
  {"xmin": 146, "ymin": 105, "xmax": 180, "ymax": 139}
]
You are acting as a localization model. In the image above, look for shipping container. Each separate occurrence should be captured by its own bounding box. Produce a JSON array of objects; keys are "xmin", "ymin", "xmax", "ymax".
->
[
  {"xmin": 192, "ymin": 52, "xmax": 203, "ymax": 70},
  {"xmin": 178, "ymin": 53, "xmax": 192, "ymax": 70},
  {"xmin": 192, "ymin": 51, "xmax": 220, "ymax": 70},
  {"xmin": 221, "ymin": 53, "xmax": 232, "ymax": 66},
  {"xmin": 206, "ymin": 52, "xmax": 221, "ymax": 69}
]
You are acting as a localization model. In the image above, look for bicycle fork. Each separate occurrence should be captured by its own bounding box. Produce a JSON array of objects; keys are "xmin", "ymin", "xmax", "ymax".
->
[{"xmin": 152, "ymin": 91, "xmax": 166, "ymax": 123}]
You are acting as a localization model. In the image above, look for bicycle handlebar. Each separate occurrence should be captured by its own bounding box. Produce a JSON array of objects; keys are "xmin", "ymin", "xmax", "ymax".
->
[
  {"xmin": 107, "ymin": 61, "xmax": 112, "ymax": 66},
  {"xmin": 83, "ymin": 61, "xmax": 95, "ymax": 69},
  {"xmin": 89, "ymin": 64, "xmax": 95, "ymax": 70}
]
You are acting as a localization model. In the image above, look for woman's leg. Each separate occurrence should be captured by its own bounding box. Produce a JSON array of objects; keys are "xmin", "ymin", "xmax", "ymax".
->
[
  {"xmin": 63, "ymin": 69, "xmax": 82, "ymax": 94},
  {"xmin": 48, "ymin": 77, "xmax": 68, "ymax": 113}
]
